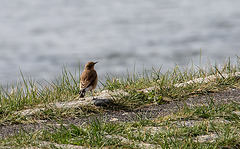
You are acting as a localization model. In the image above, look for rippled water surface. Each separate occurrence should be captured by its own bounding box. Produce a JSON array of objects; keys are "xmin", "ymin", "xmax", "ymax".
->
[{"xmin": 0, "ymin": 0, "xmax": 240, "ymax": 85}]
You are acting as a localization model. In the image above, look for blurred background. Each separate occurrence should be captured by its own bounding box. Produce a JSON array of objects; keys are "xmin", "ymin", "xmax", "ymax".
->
[{"xmin": 0, "ymin": 0, "xmax": 240, "ymax": 86}]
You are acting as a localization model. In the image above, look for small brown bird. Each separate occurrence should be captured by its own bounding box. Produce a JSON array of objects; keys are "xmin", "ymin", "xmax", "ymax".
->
[{"xmin": 79, "ymin": 61, "xmax": 98, "ymax": 99}]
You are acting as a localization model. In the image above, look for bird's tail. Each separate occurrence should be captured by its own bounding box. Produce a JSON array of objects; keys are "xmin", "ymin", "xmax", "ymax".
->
[{"xmin": 79, "ymin": 89, "xmax": 86, "ymax": 98}]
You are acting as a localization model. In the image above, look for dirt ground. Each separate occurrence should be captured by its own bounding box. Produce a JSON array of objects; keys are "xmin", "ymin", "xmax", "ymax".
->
[{"xmin": 1, "ymin": 88, "xmax": 240, "ymax": 138}]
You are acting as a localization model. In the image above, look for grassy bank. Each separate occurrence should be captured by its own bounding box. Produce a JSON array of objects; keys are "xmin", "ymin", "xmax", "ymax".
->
[
  {"xmin": 1, "ymin": 58, "xmax": 240, "ymax": 148},
  {"xmin": 0, "ymin": 60, "xmax": 239, "ymax": 124},
  {"xmin": 104, "ymin": 58, "xmax": 240, "ymax": 109},
  {"xmin": 1, "ymin": 97, "xmax": 240, "ymax": 148}
]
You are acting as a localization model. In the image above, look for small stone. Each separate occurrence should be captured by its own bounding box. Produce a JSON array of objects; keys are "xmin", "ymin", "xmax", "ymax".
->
[
  {"xmin": 162, "ymin": 97, "xmax": 172, "ymax": 102},
  {"xmin": 232, "ymin": 111, "xmax": 240, "ymax": 115},
  {"xmin": 122, "ymin": 112, "xmax": 128, "ymax": 116},
  {"xmin": 93, "ymin": 98, "xmax": 113, "ymax": 106},
  {"xmin": 195, "ymin": 133, "xmax": 218, "ymax": 143},
  {"xmin": 110, "ymin": 118, "xmax": 119, "ymax": 122}
]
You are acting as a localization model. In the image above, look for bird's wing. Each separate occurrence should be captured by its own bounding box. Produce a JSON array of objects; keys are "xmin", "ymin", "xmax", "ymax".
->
[{"xmin": 80, "ymin": 70, "xmax": 97, "ymax": 89}]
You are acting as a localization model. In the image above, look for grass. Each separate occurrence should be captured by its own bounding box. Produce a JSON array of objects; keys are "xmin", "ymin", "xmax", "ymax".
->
[
  {"xmin": 0, "ymin": 66, "xmax": 82, "ymax": 124},
  {"xmin": 1, "ymin": 58, "xmax": 239, "ymax": 121},
  {"xmin": 0, "ymin": 57, "xmax": 240, "ymax": 148},
  {"xmin": 104, "ymin": 58, "xmax": 240, "ymax": 109},
  {"xmin": 1, "ymin": 98, "xmax": 240, "ymax": 148}
]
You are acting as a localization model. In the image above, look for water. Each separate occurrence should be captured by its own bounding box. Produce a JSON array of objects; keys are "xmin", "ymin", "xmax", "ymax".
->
[{"xmin": 0, "ymin": 0, "xmax": 240, "ymax": 85}]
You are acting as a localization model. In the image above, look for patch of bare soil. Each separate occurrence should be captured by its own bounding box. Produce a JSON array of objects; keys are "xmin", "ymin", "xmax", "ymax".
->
[{"xmin": 1, "ymin": 88, "xmax": 240, "ymax": 138}]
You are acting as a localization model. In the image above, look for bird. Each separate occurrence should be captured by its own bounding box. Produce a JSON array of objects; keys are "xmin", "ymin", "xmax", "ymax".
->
[{"xmin": 79, "ymin": 61, "xmax": 98, "ymax": 99}]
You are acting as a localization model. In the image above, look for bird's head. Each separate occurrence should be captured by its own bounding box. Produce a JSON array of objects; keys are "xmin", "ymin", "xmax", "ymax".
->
[{"xmin": 85, "ymin": 61, "xmax": 98, "ymax": 70}]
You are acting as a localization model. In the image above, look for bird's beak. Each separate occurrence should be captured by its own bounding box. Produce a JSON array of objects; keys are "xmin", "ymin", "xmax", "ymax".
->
[{"xmin": 94, "ymin": 61, "xmax": 98, "ymax": 64}]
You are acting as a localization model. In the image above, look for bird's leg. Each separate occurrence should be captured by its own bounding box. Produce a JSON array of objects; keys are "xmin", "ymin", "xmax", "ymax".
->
[
  {"xmin": 79, "ymin": 89, "xmax": 86, "ymax": 98},
  {"xmin": 90, "ymin": 90, "xmax": 96, "ymax": 100}
]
